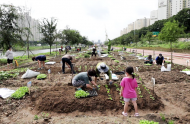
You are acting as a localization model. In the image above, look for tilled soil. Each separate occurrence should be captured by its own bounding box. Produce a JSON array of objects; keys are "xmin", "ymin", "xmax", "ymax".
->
[{"xmin": 30, "ymin": 83, "xmax": 163, "ymax": 114}]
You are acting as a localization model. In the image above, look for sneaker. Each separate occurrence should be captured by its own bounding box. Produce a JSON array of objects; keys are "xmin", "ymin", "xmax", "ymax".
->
[
  {"xmin": 134, "ymin": 113, "xmax": 139, "ymax": 117},
  {"xmin": 37, "ymin": 68, "xmax": 41, "ymax": 70},
  {"xmin": 62, "ymin": 72, "xmax": 65, "ymax": 74},
  {"xmin": 122, "ymin": 112, "xmax": 128, "ymax": 116}
]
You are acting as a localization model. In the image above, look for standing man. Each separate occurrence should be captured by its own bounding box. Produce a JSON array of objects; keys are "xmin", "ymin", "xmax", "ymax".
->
[
  {"xmin": 95, "ymin": 62, "xmax": 113, "ymax": 85},
  {"xmin": 155, "ymin": 54, "xmax": 165, "ymax": 65},
  {"xmin": 5, "ymin": 46, "xmax": 13, "ymax": 69},
  {"xmin": 32, "ymin": 55, "xmax": 46, "ymax": 70},
  {"xmin": 91, "ymin": 46, "xmax": 96, "ymax": 57},
  {"xmin": 62, "ymin": 54, "xmax": 75, "ymax": 74}
]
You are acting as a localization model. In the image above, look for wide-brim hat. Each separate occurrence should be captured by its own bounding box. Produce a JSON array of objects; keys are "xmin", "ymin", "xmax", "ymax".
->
[{"xmin": 97, "ymin": 63, "xmax": 109, "ymax": 73}]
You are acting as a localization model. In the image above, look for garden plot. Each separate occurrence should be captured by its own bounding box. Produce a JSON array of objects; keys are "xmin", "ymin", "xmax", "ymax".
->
[
  {"xmin": 1, "ymin": 50, "xmax": 190, "ymax": 123},
  {"xmin": 138, "ymin": 71, "xmax": 190, "ymax": 84},
  {"xmin": 30, "ymin": 83, "xmax": 163, "ymax": 113}
]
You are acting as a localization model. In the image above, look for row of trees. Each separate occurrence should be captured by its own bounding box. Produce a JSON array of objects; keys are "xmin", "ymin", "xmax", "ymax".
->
[
  {"xmin": 106, "ymin": 8, "xmax": 190, "ymax": 47},
  {"xmin": 0, "ymin": 4, "xmax": 93, "ymax": 55}
]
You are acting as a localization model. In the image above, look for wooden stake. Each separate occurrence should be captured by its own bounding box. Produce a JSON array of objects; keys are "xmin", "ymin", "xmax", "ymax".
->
[
  {"xmin": 143, "ymin": 49, "xmax": 144, "ymax": 56},
  {"xmin": 49, "ymin": 73, "xmax": 50, "ymax": 80}
]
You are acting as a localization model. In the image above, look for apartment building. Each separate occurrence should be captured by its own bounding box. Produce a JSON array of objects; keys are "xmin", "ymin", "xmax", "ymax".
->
[
  {"xmin": 127, "ymin": 23, "xmax": 134, "ymax": 33},
  {"xmin": 150, "ymin": 10, "xmax": 158, "ymax": 25},
  {"xmin": 134, "ymin": 18, "xmax": 150, "ymax": 30},
  {"xmin": 17, "ymin": 12, "xmax": 43, "ymax": 42}
]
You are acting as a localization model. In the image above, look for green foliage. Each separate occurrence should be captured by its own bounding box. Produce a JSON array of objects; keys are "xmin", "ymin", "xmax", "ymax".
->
[
  {"xmin": 139, "ymin": 120, "xmax": 159, "ymax": 124},
  {"xmin": 160, "ymin": 113, "xmax": 166, "ymax": 121},
  {"xmin": 0, "ymin": 4, "xmax": 24, "ymax": 50},
  {"xmin": 40, "ymin": 18, "xmax": 57, "ymax": 54},
  {"xmin": 182, "ymin": 68, "xmax": 190, "ymax": 71},
  {"xmin": 36, "ymin": 74, "xmax": 47, "ymax": 80},
  {"xmin": 114, "ymin": 60, "xmax": 119, "ymax": 63},
  {"xmin": 84, "ymin": 54, "xmax": 90, "ymax": 58},
  {"xmin": 0, "ymin": 71, "xmax": 19, "ymax": 80},
  {"xmin": 11, "ymin": 87, "xmax": 29, "ymax": 99},
  {"xmin": 34, "ymin": 115, "xmax": 39, "ymax": 120},
  {"xmin": 144, "ymin": 64, "xmax": 152, "ymax": 66},
  {"xmin": 75, "ymin": 90, "xmax": 89, "ymax": 98},
  {"xmin": 168, "ymin": 120, "xmax": 174, "ymax": 124},
  {"xmin": 165, "ymin": 61, "xmax": 171, "ymax": 64},
  {"xmin": 158, "ymin": 20, "xmax": 186, "ymax": 50},
  {"xmin": 146, "ymin": 31, "xmax": 153, "ymax": 46}
]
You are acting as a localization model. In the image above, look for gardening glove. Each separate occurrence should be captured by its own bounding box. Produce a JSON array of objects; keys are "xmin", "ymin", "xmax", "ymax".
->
[
  {"xmin": 100, "ymin": 77, "xmax": 103, "ymax": 80},
  {"xmin": 109, "ymin": 81, "xmax": 113, "ymax": 85},
  {"xmin": 96, "ymin": 85, "xmax": 99, "ymax": 90},
  {"xmin": 77, "ymin": 88, "xmax": 82, "ymax": 91},
  {"xmin": 162, "ymin": 63, "xmax": 164, "ymax": 66}
]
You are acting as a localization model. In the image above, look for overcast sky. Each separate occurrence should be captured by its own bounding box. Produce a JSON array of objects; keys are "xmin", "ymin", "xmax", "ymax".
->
[{"xmin": 1, "ymin": 0, "xmax": 158, "ymax": 43}]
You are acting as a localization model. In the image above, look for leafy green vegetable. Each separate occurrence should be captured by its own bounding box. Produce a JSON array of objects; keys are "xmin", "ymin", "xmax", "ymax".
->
[
  {"xmin": 0, "ymin": 71, "xmax": 19, "ymax": 80},
  {"xmin": 114, "ymin": 60, "xmax": 119, "ymax": 63},
  {"xmin": 144, "ymin": 64, "xmax": 152, "ymax": 66},
  {"xmin": 36, "ymin": 74, "xmax": 47, "ymax": 80},
  {"xmin": 182, "ymin": 68, "xmax": 190, "ymax": 71},
  {"xmin": 11, "ymin": 87, "xmax": 29, "ymax": 99},
  {"xmin": 75, "ymin": 90, "xmax": 89, "ymax": 98},
  {"xmin": 139, "ymin": 120, "xmax": 159, "ymax": 124}
]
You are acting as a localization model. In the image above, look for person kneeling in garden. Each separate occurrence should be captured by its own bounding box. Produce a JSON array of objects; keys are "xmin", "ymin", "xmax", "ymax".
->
[
  {"xmin": 72, "ymin": 69, "xmax": 99, "ymax": 90},
  {"xmin": 155, "ymin": 54, "xmax": 165, "ymax": 65},
  {"xmin": 144, "ymin": 55, "xmax": 153, "ymax": 64},
  {"xmin": 95, "ymin": 62, "xmax": 113, "ymax": 85},
  {"xmin": 32, "ymin": 55, "xmax": 46, "ymax": 70},
  {"xmin": 120, "ymin": 66, "xmax": 139, "ymax": 117}
]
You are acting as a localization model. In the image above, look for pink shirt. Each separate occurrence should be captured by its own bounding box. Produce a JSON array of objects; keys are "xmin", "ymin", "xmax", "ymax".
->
[{"xmin": 120, "ymin": 77, "xmax": 138, "ymax": 98}]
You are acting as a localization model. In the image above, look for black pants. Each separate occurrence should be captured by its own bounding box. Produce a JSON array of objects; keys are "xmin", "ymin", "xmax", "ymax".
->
[
  {"xmin": 144, "ymin": 61, "xmax": 153, "ymax": 64},
  {"xmin": 62, "ymin": 58, "xmax": 74, "ymax": 73},
  {"xmin": 92, "ymin": 52, "xmax": 96, "ymax": 57},
  {"xmin": 156, "ymin": 60, "xmax": 163, "ymax": 65}
]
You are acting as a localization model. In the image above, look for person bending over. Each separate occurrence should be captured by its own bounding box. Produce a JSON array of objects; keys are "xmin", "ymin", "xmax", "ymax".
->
[
  {"xmin": 92, "ymin": 46, "xmax": 96, "ymax": 57},
  {"xmin": 72, "ymin": 69, "xmax": 98, "ymax": 90},
  {"xmin": 62, "ymin": 55, "xmax": 75, "ymax": 74},
  {"xmin": 144, "ymin": 55, "xmax": 153, "ymax": 64},
  {"xmin": 32, "ymin": 55, "xmax": 46, "ymax": 70},
  {"xmin": 95, "ymin": 62, "xmax": 113, "ymax": 85}
]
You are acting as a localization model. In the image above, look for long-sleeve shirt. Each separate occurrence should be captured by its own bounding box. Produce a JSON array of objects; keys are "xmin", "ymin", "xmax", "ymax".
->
[
  {"xmin": 5, "ymin": 50, "xmax": 13, "ymax": 59},
  {"xmin": 95, "ymin": 62, "xmax": 112, "ymax": 80}
]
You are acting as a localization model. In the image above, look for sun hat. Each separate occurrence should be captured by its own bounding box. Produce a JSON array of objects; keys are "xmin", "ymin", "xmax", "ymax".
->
[{"xmin": 97, "ymin": 62, "xmax": 109, "ymax": 73}]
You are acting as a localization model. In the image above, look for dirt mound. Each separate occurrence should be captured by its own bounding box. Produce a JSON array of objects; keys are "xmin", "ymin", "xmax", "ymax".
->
[
  {"xmin": 31, "ymin": 83, "xmax": 164, "ymax": 113},
  {"xmin": 140, "ymin": 71, "xmax": 190, "ymax": 84}
]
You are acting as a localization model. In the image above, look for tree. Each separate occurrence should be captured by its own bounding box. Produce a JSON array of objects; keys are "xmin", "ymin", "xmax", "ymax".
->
[
  {"xmin": 145, "ymin": 31, "xmax": 153, "ymax": 47},
  {"xmin": 0, "ymin": 4, "xmax": 24, "ymax": 51},
  {"xmin": 40, "ymin": 18, "xmax": 57, "ymax": 54},
  {"xmin": 158, "ymin": 20, "xmax": 186, "ymax": 63}
]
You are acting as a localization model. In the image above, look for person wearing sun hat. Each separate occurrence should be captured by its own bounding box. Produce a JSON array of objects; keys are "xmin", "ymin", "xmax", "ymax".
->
[{"xmin": 95, "ymin": 62, "xmax": 113, "ymax": 85}]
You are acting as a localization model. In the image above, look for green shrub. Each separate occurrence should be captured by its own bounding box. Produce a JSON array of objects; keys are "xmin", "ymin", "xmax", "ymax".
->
[
  {"xmin": 36, "ymin": 74, "xmax": 47, "ymax": 80},
  {"xmin": 165, "ymin": 61, "xmax": 171, "ymax": 64}
]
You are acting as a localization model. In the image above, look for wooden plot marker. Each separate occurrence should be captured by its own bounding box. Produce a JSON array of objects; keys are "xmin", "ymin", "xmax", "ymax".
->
[
  {"xmin": 27, "ymin": 81, "xmax": 32, "ymax": 95},
  {"xmin": 151, "ymin": 77, "xmax": 155, "ymax": 94},
  {"xmin": 136, "ymin": 67, "xmax": 138, "ymax": 72},
  {"xmin": 186, "ymin": 60, "xmax": 189, "ymax": 67},
  {"xmin": 48, "ymin": 69, "xmax": 51, "ymax": 80}
]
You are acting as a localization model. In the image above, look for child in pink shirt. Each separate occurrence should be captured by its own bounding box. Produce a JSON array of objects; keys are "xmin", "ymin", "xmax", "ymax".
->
[{"xmin": 120, "ymin": 66, "xmax": 139, "ymax": 116}]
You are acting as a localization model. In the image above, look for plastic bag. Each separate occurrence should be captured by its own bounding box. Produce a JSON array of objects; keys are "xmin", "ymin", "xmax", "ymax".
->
[
  {"xmin": 167, "ymin": 64, "xmax": 171, "ymax": 71},
  {"xmin": 21, "ymin": 69, "xmax": 40, "ymax": 79},
  {"xmin": 161, "ymin": 66, "xmax": 167, "ymax": 72}
]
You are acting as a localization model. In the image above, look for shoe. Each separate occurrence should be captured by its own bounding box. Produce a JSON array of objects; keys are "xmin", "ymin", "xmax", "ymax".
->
[
  {"xmin": 37, "ymin": 68, "xmax": 41, "ymax": 70},
  {"xmin": 62, "ymin": 72, "xmax": 65, "ymax": 74},
  {"xmin": 134, "ymin": 113, "xmax": 139, "ymax": 117},
  {"xmin": 122, "ymin": 112, "xmax": 128, "ymax": 116}
]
